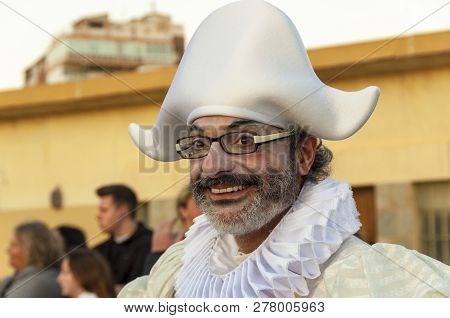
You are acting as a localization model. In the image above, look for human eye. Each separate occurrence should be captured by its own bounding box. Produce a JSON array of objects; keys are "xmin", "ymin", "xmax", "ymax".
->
[
  {"xmin": 192, "ymin": 137, "xmax": 207, "ymax": 149},
  {"xmin": 231, "ymin": 132, "xmax": 255, "ymax": 146},
  {"xmin": 238, "ymin": 134, "xmax": 253, "ymax": 145}
]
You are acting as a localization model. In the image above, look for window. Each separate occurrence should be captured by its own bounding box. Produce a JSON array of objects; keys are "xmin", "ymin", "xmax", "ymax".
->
[
  {"xmin": 353, "ymin": 186, "xmax": 376, "ymax": 244},
  {"xmin": 89, "ymin": 21, "xmax": 104, "ymax": 29},
  {"xmin": 416, "ymin": 181, "xmax": 450, "ymax": 265},
  {"xmin": 421, "ymin": 210, "xmax": 450, "ymax": 264}
]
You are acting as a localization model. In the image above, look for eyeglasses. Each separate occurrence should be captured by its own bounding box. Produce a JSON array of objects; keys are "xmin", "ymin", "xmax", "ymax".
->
[{"xmin": 176, "ymin": 130, "xmax": 294, "ymax": 159}]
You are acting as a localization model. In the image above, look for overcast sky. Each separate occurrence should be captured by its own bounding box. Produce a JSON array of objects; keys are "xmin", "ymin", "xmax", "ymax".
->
[{"xmin": 0, "ymin": 0, "xmax": 449, "ymax": 91}]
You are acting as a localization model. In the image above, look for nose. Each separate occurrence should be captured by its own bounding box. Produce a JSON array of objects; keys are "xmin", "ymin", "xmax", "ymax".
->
[{"xmin": 200, "ymin": 141, "xmax": 234, "ymax": 176}]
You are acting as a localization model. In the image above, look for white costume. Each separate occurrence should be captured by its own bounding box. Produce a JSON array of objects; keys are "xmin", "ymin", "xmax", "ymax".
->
[
  {"xmin": 120, "ymin": 0, "xmax": 450, "ymax": 297},
  {"xmin": 120, "ymin": 179, "xmax": 449, "ymax": 298}
]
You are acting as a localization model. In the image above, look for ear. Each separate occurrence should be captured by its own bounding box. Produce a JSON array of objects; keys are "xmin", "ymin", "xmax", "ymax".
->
[
  {"xmin": 117, "ymin": 203, "xmax": 131, "ymax": 218},
  {"xmin": 178, "ymin": 206, "xmax": 188, "ymax": 222},
  {"xmin": 296, "ymin": 136, "xmax": 318, "ymax": 177}
]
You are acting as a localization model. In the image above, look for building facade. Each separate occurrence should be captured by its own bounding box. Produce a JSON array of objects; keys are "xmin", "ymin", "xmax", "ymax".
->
[
  {"xmin": 1, "ymin": 30, "xmax": 449, "ymax": 276},
  {"xmin": 24, "ymin": 10, "xmax": 184, "ymax": 86}
]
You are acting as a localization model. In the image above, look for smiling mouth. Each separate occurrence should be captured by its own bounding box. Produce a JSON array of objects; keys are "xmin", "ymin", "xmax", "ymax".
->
[{"xmin": 210, "ymin": 185, "xmax": 250, "ymax": 194}]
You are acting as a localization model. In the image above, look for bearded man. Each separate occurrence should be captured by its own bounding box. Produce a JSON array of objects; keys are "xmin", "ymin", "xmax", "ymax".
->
[{"xmin": 119, "ymin": 0, "xmax": 450, "ymax": 298}]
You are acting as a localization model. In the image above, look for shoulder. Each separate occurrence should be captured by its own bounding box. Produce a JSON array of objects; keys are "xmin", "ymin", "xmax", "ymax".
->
[
  {"xmin": 24, "ymin": 268, "xmax": 60, "ymax": 290},
  {"xmin": 129, "ymin": 223, "xmax": 152, "ymax": 247},
  {"xmin": 136, "ymin": 222, "xmax": 152, "ymax": 237},
  {"xmin": 93, "ymin": 239, "xmax": 111, "ymax": 251},
  {"xmin": 119, "ymin": 240, "xmax": 185, "ymax": 298},
  {"xmin": 0, "ymin": 275, "xmax": 13, "ymax": 295},
  {"xmin": 319, "ymin": 236, "xmax": 450, "ymax": 297},
  {"xmin": 5, "ymin": 268, "xmax": 62, "ymax": 298},
  {"xmin": 118, "ymin": 276, "xmax": 149, "ymax": 298},
  {"xmin": 150, "ymin": 239, "xmax": 185, "ymax": 269}
]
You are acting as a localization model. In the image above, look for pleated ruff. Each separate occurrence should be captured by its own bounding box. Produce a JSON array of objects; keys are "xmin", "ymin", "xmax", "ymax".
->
[{"xmin": 175, "ymin": 178, "xmax": 362, "ymax": 298}]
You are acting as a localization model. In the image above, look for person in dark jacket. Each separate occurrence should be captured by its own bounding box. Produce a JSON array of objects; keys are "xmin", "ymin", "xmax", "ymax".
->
[
  {"xmin": 0, "ymin": 221, "xmax": 63, "ymax": 298},
  {"xmin": 93, "ymin": 184, "xmax": 152, "ymax": 293}
]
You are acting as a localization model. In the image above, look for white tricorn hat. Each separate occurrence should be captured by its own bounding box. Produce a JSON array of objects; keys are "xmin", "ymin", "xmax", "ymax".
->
[{"xmin": 129, "ymin": 0, "xmax": 380, "ymax": 162}]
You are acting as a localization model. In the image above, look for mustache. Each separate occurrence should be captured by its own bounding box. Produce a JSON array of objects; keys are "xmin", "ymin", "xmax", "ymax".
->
[{"xmin": 192, "ymin": 173, "xmax": 262, "ymax": 190}]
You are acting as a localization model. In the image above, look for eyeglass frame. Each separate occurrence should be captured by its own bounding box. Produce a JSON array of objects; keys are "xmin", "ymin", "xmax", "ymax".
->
[{"xmin": 175, "ymin": 129, "xmax": 295, "ymax": 159}]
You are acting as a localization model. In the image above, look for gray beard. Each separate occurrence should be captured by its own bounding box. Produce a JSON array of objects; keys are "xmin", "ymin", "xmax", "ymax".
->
[{"xmin": 192, "ymin": 162, "xmax": 298, "ymax": 236}]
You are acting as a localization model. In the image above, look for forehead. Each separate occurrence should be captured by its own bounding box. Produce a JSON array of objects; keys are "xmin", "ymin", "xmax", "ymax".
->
[
  {"xmin": 10, "ymin": 235, "xmax": 20, "ymax": 244},
  {"xmin": 99, "ymin": 195, "xmax": 115, "ymax": 206},
  {"xmin": 191, "ymin": 116, "xmax": 242, "ymax": 129},
  {"xmin": 190, "ymin": 116, "xmax": 281, "ymax": 134}
]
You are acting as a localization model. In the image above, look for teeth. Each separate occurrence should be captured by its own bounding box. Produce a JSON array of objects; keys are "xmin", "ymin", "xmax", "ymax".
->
[{"xmin": 211, "ymin": 185, "xmax": 248, "ymax": 194}]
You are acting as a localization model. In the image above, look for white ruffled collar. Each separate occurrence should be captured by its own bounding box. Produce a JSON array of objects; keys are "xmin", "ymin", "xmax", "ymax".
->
[{"xmin": 175, "ymin": 178, "xmax": 361, "ymax": 297}]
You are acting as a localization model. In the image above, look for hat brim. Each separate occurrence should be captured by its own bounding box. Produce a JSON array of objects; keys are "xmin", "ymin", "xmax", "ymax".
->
[{"xmin": 129, "ymin": 84, "xmax": 380, "ymax": 162}]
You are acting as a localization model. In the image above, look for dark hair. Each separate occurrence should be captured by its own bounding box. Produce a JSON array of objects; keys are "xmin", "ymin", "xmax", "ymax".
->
[
  {"xmin": 96, "ymin": 184, "xmax": 138, "ymax": 218},
  {"xmin": 15, "ymin": 221, "xmax": 63, "ymax": 270},
  {"xmin": 66, "ymin": 249, "xmax": 116, "ymax": 298},
  {"xmin": 290, "ymin": 127, "xmax": 333, "ymax": 184},
  {"xmin": 56, "ymin": 225, "xmax": 86, "ymax": 252}
]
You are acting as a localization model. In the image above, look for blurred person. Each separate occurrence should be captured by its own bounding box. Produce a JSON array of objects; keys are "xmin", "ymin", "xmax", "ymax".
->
[
  {"xmin": 120, "ymin": 1, "xmax": 450, "ymax": 298},
  {"xmin": 94, "ymin": 184, "xmax": 152, "ymax": 292},
  {"xmin": 57, "ymin": 249, "xmax": 116, "ymax": 298},
  {"xmin": 0, "ymin": 221, "xmax": 63, "ymax": 298},
  {"xmin": 56, "ymin": 225, "xmax": 86, "ymax": 253},
  {"xmin": 142, "ymin": 185, "xmax": 202, "ymax": 274}
]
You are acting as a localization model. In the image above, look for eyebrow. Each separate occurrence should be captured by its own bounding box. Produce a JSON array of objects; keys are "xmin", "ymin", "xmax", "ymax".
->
[
  {"xmin": 188, "ymin": 119, "xmax": 262, "ymax": 134},
  {"xmin": 227, "ymin": 119, "xmax": 261, "ymax": 129},
  {"xmin": 188, "ymin": 124, "xmax": 203, "ymax": 133}
]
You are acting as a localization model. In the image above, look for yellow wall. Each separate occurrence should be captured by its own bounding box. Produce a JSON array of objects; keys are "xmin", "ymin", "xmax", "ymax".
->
[
  {"xmin": 326, "ymin": 67, "xmax": 450, "ymax": 185},
  {"xmin": 0, "ymin": 103, "xmax": 190, "ymax": 211}
]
